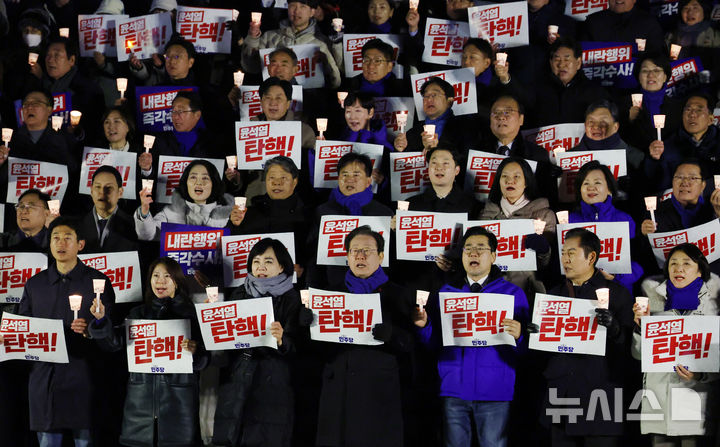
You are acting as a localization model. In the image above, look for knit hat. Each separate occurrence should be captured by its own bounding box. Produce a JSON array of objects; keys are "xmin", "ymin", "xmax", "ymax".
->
[
  {"xmin": 95, "ymin": 0, "xmax": 125, "ymax": 15},
  {"xmin": 150, "ymin": 0, "xmax": 178, "ymax": 12},
  {"xmin": 18, "ymin": 7, "xmax": 56, "ymax": 39}
]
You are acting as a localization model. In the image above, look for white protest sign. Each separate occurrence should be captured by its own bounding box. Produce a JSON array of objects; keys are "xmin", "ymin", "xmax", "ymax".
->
[
  {"xmin": 313, "ymin": 140, "xmax": 384, "ymax": 188},
  {"xmin": 235, "ymin": 121, "xmax": 302, "ymax": 170},
  {"xmin": 156, "ymin": 156, "xmax": 224, "ymax": 204},
  {"xmin": 464, "ymin": 150, "xmax": 537, "ymax": 200},
  {"xmin": 389, "ymin": 152, "xmax": 430, "ymax": 201},
  {"xmin": 115, "ymin": 13, "xmax": 173, "ymax": 62},
  {"xmin": 342, "ymin": 34, "xmax": 404, "ymax": 78},
  {"xmin": 126, "ymin": 319, "xmax": 193, "ymax": 374},
  {"xmin": 79, "ymin": 147, "xmax": 137, "ymax": 199},
  {"xmin": 0, "ymin": 253, "xmax": 47, "ymax": 305},
  {"xmin": 557, "ymin": 222, "xmax": 632, "ymax": 274},
  {"xmin": 221, "ymin": 232, "xmax": 296, "ymax": 287},
  {"xmin": 308, "ymin": 288, "xmax": 383, "ymax": 346},
  {"xmin": 467, "ymin": 220, "xmax": 537, "ymax": 272},
  {"xmin": 556, "ymin": 150, "xmax": 627, "ymax": 202},
  {"xmin": 78, "ymin": 14, "xmax": 128, "ymax": 57},
  {"xmin": 422, "ymin": 18, "xmax": 470, "ymax": 67},
  {"xmin": 396, "ymin": 210, "xmax": 466, "ymax": 261},
  {"xmin": 176, "ymin": 6, "xmax": 232, "ymax": 54},
  {"xmin": 641, "ymin": 316, "xmax": 720, "ymax": 373},
  {"xmin": 468, "ymin": 2, "xmax": 529, "ymax": 49},
  {"xmin": 529, "ymin": 294, "xmax": 607, "ymax": 356},
  {"xmin": 79, "ymin": 252, "xmax": 142, "ymax": 304},
  {"xmin": 439, "ymin": 293, "xmax": 516, "ymax": 347},
  {"xmin": 648, "ymin": 220, "xmax": 720, "ymax": 268},
  {"xmin": 317, "ymin": 215, "xmax": 391, "ymax": 266},
  {"xmin": 411, "ymin": 68, "xmax": 477, "ymax": 120},
  {"xmin": 521, "ymin": 123, "xmax": 585, "ymax": 152},
  {"xmin": 260, "ymin": 44, "xmax": 324, "ymax": 88},
  {"xmin": 6, "ymin": 157, "xmax": 69, "ymax": 204},
  {"xmin": 564, "ymin": 0, "xmax": 609, "ymax": 21},
  {"xmin": 238, "ymin": 85, "xmax": 303, "ymax": 120},
  {"xmin": 0, "ymin": 313, "xmax": 68, "ymax": 363},
  {"xmin": 374, "ymin": 97, "xmax": 415, "ymax": 138},
  {"xmin": 195, "ymin": 298, "xmax": 277, "ymax": 350}
]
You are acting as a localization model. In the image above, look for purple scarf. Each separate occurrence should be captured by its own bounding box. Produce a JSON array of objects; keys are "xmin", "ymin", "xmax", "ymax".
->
[
  {"xmin": 173, "ymin": 129, "xmax": 198, "ymax": 156},
  {"xmin": 666, "ymin": 277, "xmax": 702, "ymax": 311},
  {"xmin": 425, "ymin": 108, "xmax": 453, "ymax": 139},
  {"xmin": 476, "ymin": 69, "xmax": 493, "ymax": 87},
  {"xmin": 345, "ymin": 267, "xmax": 389, "ymax": 294},
  {"xmin": 330, "ymin": 185, "xmax": 373, "ymax": 216},
  {"xmin": 671, "ymin": 194, "xmax": 704, "ymax": 228},
  {"xmin": 642, "ymin": 86, "xmax": 667, "ymax": 120},
  {"xmin": 360, "ymin": 72, "xmax": 392, "ymax": 96},
  {"xmin": 369, "ymin": 21, "xmax": 392, "ymax": 33}
]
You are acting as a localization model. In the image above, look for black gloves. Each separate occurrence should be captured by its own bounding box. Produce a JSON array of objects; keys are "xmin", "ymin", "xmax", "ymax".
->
[
  {"xmin": 526, "ymin": 323, "xmax": 540, "ymax": 334},
  {"xmin": 595, "ymin": 308, "xmax": 620, "ymax": 338},
  {"xmin": 525, "ymin": 233, "xmax": 550, "ymax": 254},
  {"xmin": 298, "ymin": 308, "xmax": 314, "ymax": 327},
  {"xmin": 372, "ymin": 323, "xmax": 393, "ymax": 342}
]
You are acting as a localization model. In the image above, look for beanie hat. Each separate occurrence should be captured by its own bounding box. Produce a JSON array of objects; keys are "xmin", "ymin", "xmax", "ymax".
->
[
  {"xmin": 95, "ymin": 0, "xmax": 125, "ymax": 15},
  {"xmin": 150, "ymin": 0, "xmax": 178, "ymax": 12},
  {"xmin": 18, "ymin": 7, "xmax": 56, "ymax": 39}
]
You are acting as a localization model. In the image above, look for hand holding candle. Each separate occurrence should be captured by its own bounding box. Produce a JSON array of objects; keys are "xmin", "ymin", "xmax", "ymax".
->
[
  {"xmin": 631, "ymin": 94, "xmax": 642, "ymax": 108},
  {"xmin": 69, "ymin": 294, "xmax": 82, "ymax": 320},
  {"xmin": 496, "ymin": 52, "xmax": 507, "ymax": 67},
  {"xmin": 635, "ymin": 38, "xmax": 646, "ymax": 52},
  {"xmin": 93, "ymin": 279, "xmax": 105, "ymax": 313},
  {"xmin": 1, "ymin": 128, "xmax": 11, "ymax": 149},
  {"xmin": 635, "ymin": 296, "xmax": 649, "ymax": 315},
  {"xmin": 300, "ymin": 290, "xmax": 310, "ymax": 308},
  {"xmin": 396, "ymin": 111, "xmax": 408, "ymax": 132},
  {"xmin": 332, "ymin": 18, "xmax": 343, "ymax": 32},
  {"xmin": 142, "ymin": 179, "xmax": 154, "ymax": 193},
  {"xmin": 653, "ymin": 115, "xmax": 665, "ymax": 141},
  {"xmin": 235, "ymin": 196, "xmax": 247, "ymax": 210},
  {"xmin": 28, "ymin": 52, "xmax": 39, "ymax": 64},
  {"xmin": 670, "ymin": 44, "xmax": 681, "ymax": 60},
  {"xmin": 233, "ymin": 70, "xmax": 245, "ymax": 88},
  {"xmin": 547, "ymin": 25, "xmax": 558, "ymax": 39},
  {"xmin": 715, "ymin": 175, "xmax": 720, "ymax": 190},
  {"xmin": 206, "ymin": 286, "xmax": 219, "ymax": 303},
  {"xmin": 416, "ymin": 290, "xmax": 429, "ymax": 311},
  {"xmin": 70, "ymin": 111, "xmax": 82, "ymax": 127},
  {"xmin": 143, "ymin": 135, "xmax": 155, "ymax": 152},
  {"xmin": 556, "ymin": 211, "xmax": 568, "ymax": 225},
  {"xmin": 595, "ymin": 288, "xmax": 609, "ymax": 309},
  {"xmin": 337, "ymin": 91, "xmax": 348, "ymax": 107},
  {"xmin": 226, "ymin": 155, "xmax": 237, "ymax": 171},
  {"xmin": 251, "ymin": 12, "xmax": 262, "ymax": 25},
  {"xmin": 645, "ymin": 196, "xmax": 657, "ymax": 224},
  {"xmin": 409, "ymin": 0, "xmax": 419, "ymax": 10}
]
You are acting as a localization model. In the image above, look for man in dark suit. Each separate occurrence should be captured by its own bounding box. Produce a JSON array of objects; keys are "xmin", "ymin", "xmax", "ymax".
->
[{"xmin": 78, "ymin": 166, "xmax": 137, "ymax": 254}]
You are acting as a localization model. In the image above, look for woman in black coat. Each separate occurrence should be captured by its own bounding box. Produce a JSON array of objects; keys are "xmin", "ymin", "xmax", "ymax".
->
[{"xmin": 213, "ymin": 238, "xmax": 300, "ymax": 447}]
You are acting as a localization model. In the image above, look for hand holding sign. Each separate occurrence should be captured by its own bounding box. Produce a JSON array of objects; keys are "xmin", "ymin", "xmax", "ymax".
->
[
  {"xmin": 269, "ymin": 321, "xmax": 283, "ymax": 346},
  {"xmin": 91, "ymin": 297, "xmax": 105, "ymax": 320}
]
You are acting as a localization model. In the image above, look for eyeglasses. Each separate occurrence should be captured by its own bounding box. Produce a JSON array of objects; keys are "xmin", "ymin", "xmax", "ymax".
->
[
  {"xmin": 683, "ymin": 107, "xmax": 708, "ymax": 115},
  {"xmin": 164, "ymin": 53, "xmax": 187, "ymax": 61},
  {"xmin": 672, "ymin": 175, "xmax": 703, "ymax": 183},
  {"xmin": 348, "ymin": 248, "xmax": 378, "ymax": 257},
  {"xmin": 640, "ymin": 68, "xmax": 665, "ymax": 77},
  {"xmin": 15, "ymin": 203, "xmax": 44, "ymax": 211},
  {"xmin": 362, "ymin": 57, "xmax": 388, "ymax": 65},
  {"xmin": 463, "ymin": 246, "xmax": 492, "ymax": 254},
  {"xmin": 491, "ymin": 109, "xmax": 518, "ymax": 119},
  {"xmin": 170, "ymin": 109, "xmax": 195, "ymax": 116},
  {"xmin": 339, "ymin": 171, "xmax": 365, "ymax": 179},
  {"xmin": 22, "ymin": 101, "xmax": 50, "ymax": 109},
  {"xmin": 422, "ymin": 93, "xmax": 445, "ymax": 101}
]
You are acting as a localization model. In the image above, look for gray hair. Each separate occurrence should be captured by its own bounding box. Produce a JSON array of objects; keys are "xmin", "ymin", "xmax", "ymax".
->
[{"xmin": 263, "ymin": 156, "xmax": 299, "ymax": 179}]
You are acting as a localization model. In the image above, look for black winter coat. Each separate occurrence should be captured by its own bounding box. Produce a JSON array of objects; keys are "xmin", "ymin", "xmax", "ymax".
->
[
  {"xmin": 315, "ymin": 279, "xmax": 415, "ymax": 447},
  {"xmin": 530, "ymin": 71, "xmax": 609, "ymax": 127},
  {"xmin": 213, "ymin": 286, "xmax": 301, "ymax": 447},
  {"xmin": 582, "ymin": 7, "xmax": 665, "ymax": 56}
]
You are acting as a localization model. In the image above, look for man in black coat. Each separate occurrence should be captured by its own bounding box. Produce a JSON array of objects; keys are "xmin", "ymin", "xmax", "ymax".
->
[
  {"xmin": 2, "ymin": 188, "xmax": 51, "ymax": 252},
  {"xmin": 543, "ymin": 228, "xmax": 634, "ymax": 445},
  {"xmin": 582, "ymin": 0, "xmax": 664, "ymax": 56}
]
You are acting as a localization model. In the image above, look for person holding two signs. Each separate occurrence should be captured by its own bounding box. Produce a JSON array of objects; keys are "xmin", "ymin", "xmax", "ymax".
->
[{"xmin": 414, "ymin": 226, "xmax": 528, "ymax": 447}]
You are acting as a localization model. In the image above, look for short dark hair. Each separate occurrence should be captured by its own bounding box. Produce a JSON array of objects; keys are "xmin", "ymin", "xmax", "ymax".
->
[
  {"xmin": 492, "ymin": 94, "xmax": 525, "ymax": 115},
  {"xmin": 550, "ymin": 36, "xmax": 582, "ymax": 59},
  {"xmin": 47, "ymin": 36, "xmax": 79, "ymax": 62},
  {"xmin": 487, "ymin": 157, "xmax": 539, "ymax": 204},
  {"xmin": 247, "ymin": 238, "xmax": 295, "ymax": 277},
  {"xmin": 585, "ymin": 100, "xmax": 619, "ymax": 123},
  {"xmin": 679, "ymin": 0, "xmax": 711, "ymax": 22},
  {"xmin": 18, "ymin": 188, "xmax": 50, "ymax": 209},
  {"xmin": 420, "ymin": 77, "xmax": 455, "ymax": 99},
  {"xmin": 23, "ymin": 90, "xmax": 53, "ymax": 107},
  {"xmin": 48, "ymin": 216, "xmax": 84, "ymax": 242},
  {"xmin": 574, "ymin": 161, "xmax": 618, "ymax": 205},
  {"xmin": 684, "ymin": 93, "xmax": 716, "ymax": 111},
  {"xmin": 264, "ymin": 156, "xmax": 299, "ymax": 180},
  {"xmin": 461, "ymin": 226, "xmax": 498, "ymax": 253},
  {"xmin": 633, "ymin": 54, "xmax": 672, "ymax": 81},
  {"xmin": 173, "ymin": 90, "xmax": 202, "ymax": 112},
  {"xmin": 269, "ymin": 47, "xmax": 298, "ymax": 65},
  {"xmin": 259, "ymin": 77, "xmax": 292, "ymax": 102},
  {"xmin": 664, "ymin": 243, "xmax": 711, "ymax": 282},
  {"xmin": 673, "ymin": 158, "xmax": 706, "ymax": 179},
  {"xmin": 337, "ymin": 152, "xmax": 373, "ymax": 176},
  {"xmin": 177, "ymin": 160, "xmax": 226, "ymax": 204},
  {"xmin": 102, "ymin": 106, "xmax": 136, "ymax": 143},
  {"xmin": 288, "ymin": 0, "xmax": 320, "ymax": 7},
  {"xmin": 425, "ymin": 147, "xmax": 460, "ymax": 167},
  {"xmin": 344, "ymin": 91, "xmax": 375, "ymax": 112},
  {"xmin": 463, "ymin": 38, "xmax": 493, "ymax": 59},
  {"xmin": 164, "ymin": 36, "xmax": 197, "ymax": 60},
  {"xmin": 92, "ymin": 165, "xmax": 123, "ymax": 189},
  {"xmin": 361, "ymin": 38, "xmax": 395, "ymax": 62},
  {"xmin": 144, "ymin": 257, "xmax": 188, "ymax": 304},
  {"xmin": 564, "ymin": 228, "xmax": 601, "ymax": 267},
  {"xmin": 344, "ymin": 225, "xmax": 385, "ymax": 254}
]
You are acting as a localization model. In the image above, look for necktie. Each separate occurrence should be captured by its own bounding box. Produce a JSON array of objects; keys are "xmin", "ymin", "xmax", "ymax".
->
[
  {"xmin": 98, "ymin": 219, "xmax": 108, "ymax": 239},
  {"xmin": 499, "ymin": 145, "xmax": 510, "ymax": 156},
  {"xmin": 470, "ymin": 283, "xmax": 482, "ymax": 293}
]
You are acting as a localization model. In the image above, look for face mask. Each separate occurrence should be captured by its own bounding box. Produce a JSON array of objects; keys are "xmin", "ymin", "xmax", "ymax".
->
[{"xmin": 23, "ymin": 33, "xmax": 42, "ymax": 48}]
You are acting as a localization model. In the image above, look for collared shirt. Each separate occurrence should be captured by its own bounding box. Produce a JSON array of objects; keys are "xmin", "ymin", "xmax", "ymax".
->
[{"xmin": 94, "ymin": 206, "xmax": 118, "ymax": 247}]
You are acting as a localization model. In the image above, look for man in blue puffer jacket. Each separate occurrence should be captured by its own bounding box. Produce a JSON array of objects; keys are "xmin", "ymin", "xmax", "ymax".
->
[{"xmin": 414, "ymin": 225, "xmax": 529, "ymax": 447}]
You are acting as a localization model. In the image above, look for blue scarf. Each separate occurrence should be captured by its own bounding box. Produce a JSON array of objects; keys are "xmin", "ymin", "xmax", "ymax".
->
[
  {"xmin": 173, "ymin": 129, "xmax": 198, "ymax": 156},
  {"xmin": 360, "ymin": 72, "xmax": 392, "ymax": 96},
  {"xmin": 666, "ymin": 277, "xmax": 703, "ymax": 311},
  {"xmin": 345, "ymin": 267, "xmax": 389, "ymax": 294},
  {"xmin": 425, "ymin": 108, "xmax": 453, "ymax": 139},
  {"xmin": 642, "ymin": 86, "xmax": 667, "ymax": 120},
  {"xmin": 369, "ymin": 21, "xmax": 392, "ymax": 33},
  {"xmin": 671, "ymin": 194, "xmax": 704, "ymax": 228},
  {"xmin": 330, "ymin": 185, "xmax": 374, "ymax": 216},
  {"xmin": 476, "ymin": 69, "xmax": 493, "ymax": 87}
]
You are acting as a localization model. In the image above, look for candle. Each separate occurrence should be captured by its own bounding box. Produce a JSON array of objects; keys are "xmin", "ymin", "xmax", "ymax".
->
[
  {"xmin": 28, "ymin": 52, "xmax": 39, "ymax": 64},
  {"xmin": 533, "ymin": 219, "xmax": 546, "ymax": 235},
  {"xmin": 316, "ymin": 118, "xmax": 328, "ymax": 138},
  {"xmin": 68, "ymin": 294, "xmax": 82, "ymax": 320},
  {"xmin": 635, "ymin": 38, "xmax": 646, "ymax": 52},
  {"xmin": 556, "ymin": 211, "xmax": 569, "ymax": 225},
  {"xmin": 397, "ymin": 200, "xmax": 410, "ymax": 211},
  {"xmin": 232, "ymin": 9, "xmax": 239, "ymax": 21},
  {"xmin": 635, "ymin": 296, "xmax": 649, "ymax": 315},
  {"xmin": 1, "ymin": 128, "xmax": 12, "ymax": 149},
  {"xmin": 496, "ymin": 52, "xmax": 507, "ymax": 67},
  {"xmin": 51, "ymin": 116, "xmax": 63, "ymax": 131},
  {"xmin": 300, "ymin": 290, "xmax": 310, "ymax": 308},
  {"xmin": 409, "ymin": 0, "xmax": 419, "ymax": 10},
  {"xmin": 631, "ymin": 94, "xmax": 642, "ymax": 108},
  {"xmin": 251, "ymin": 12, "xmax": 262, "ymax": 24},
  {"xmin": 645, "ymin": 196, "xmax": 657, "ymax": 224},
  {"xmin": 143, "ymin": 135, "xmax": 155, "ymax": 152},
  {"xmin": 416, "ymin": 290, "xmax": 429, "ymax": 310},
  {"xmin": 93, "ymin": 279, "xmax": 105, "ymax": 313},
  {"xmin": 423, "ymin": 124, "xmax": 435, "ymax": 135},
  {"xmin": 337, "ymin": 91, "xmax": 348, "ymax": 107},
  {"xmin": 715, "ymin": 175, "xmax": 720, "ymax": 190},
  {"xmin": 142, "ymin": 179, "xmax": 153, "ymax": 192},
  {"xmin": 226, "ymin": 155, "xmax": 237, "ymax": 170},
  {"xmin": 332, "ymin": 18, "xmax": 343, "ymax": 32},
  {"xmin": 552, "ymin": 146, "xmax": 565, "ymax": 159},
  {"xmin": 653, "ymin": 115, "xmax": 665, "ymax": 141},
  {"xmin": 59, "ymin": 28, "xmax": 70, "ymax": 38},
  {"xmin": 547, "ymin": 25, "xmax": 558, "ymax": 38},
  {"xmin": 595, "ymin": 288, "xmax": 609, "ymax": 309},
  {"xmin": 235, "ymin": 196, "xmax": 247, "ymax": 210},
  {"xmin": 233, "ymin": 70, "xmax": 245, "ymax": 87},
  {"xmin": 116, "ymin": 78, "xmax": 128, "ymax": 99},
  {"xmin": 70, "ymin": 110, "xmax": 82, "ymax": 126},
  {"xmin": 48, "ymin": 200, "xmax": 60, "ymax": 215},
  {"xmin": 206, "ymin": 287, "xmax": 219, "ymax": 303},
  {"xmin": 670, "ymin": 44, "xmax": 681, "ymax": 60},
  {"xmin": 396, "ymin": 111, "xmax": 408, "ymax": 132}
]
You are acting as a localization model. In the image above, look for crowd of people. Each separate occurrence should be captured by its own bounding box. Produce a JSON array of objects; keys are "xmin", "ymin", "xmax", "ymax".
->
[{"xmin": 0, "ymin": 0, "xmax": 720, "ymax": 446}]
